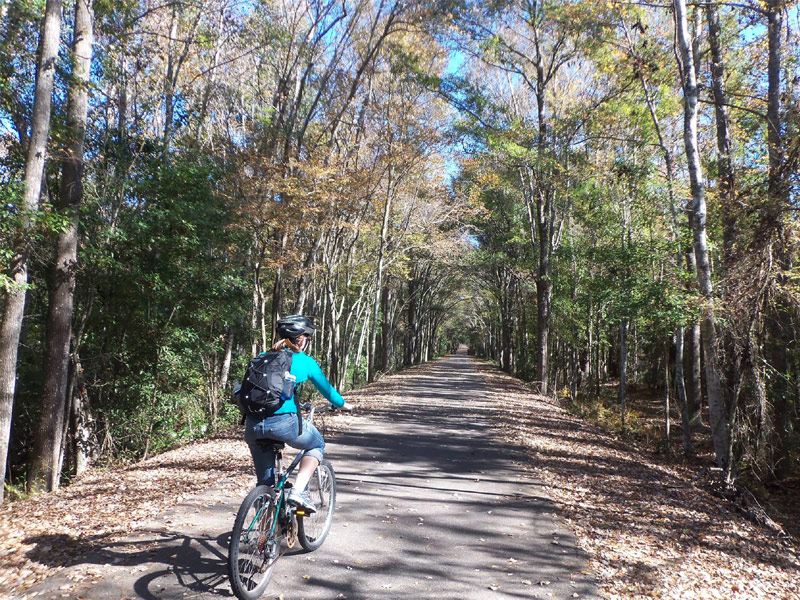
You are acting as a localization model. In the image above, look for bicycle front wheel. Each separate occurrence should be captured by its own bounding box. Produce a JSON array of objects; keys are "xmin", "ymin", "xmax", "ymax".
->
[
  {"xmin": 228, "ymin": 485, "xmax": 279, "ymax": 600},
  {"xmin": 298, "ymin": 459, "xmax": 336, "ymax": 551}
]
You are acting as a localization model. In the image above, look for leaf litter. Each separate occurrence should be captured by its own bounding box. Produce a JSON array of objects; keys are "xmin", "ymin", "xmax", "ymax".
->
[
  {"xmin": 474, "ymin": 361, "xmax": 800, "ymax": 600},
  {"xmin": 2, "ymin": 357, "xmax": 798, "ymax": 600}
]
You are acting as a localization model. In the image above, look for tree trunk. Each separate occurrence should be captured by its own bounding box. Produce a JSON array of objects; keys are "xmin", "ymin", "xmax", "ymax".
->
[
  {"xmin": 500, "ymin": 272, "xmax": 514, "ymax": 372},
  {"xmin": 536, "ymin": 272, "xmax": 552, "ymax": 394},
  {"xmin": 369, "ymin": 186, "xmax": 392, "ymax": 382},
  {"xmin": 618, "ymin": 319, "xmax": 629, "ymax": 430},
  {"xmin": 163, "ymin": 3, "xmax": 179, "ymax": 147},
  {"xmin": 329, "ymin": 314, "xmax": 341, "ymax": 388},
  {"xmin": 593, "ymin": 316, "xmax": 601, "ymax": 397},
  {"xmin": 354, "ymin": 311, "xmax": 369, "ymax": 387},
  {"xmin": 685, "ymin": 316, "xmax": 703, "ymax": 424},
  {"xmin": 674, "ymin": 0, "xmax": 731, "ymax": 476},
  {"xmin": 250, "ymin": 267, "xmax": 259, "ymax": 356},
  {"xmin": 764, "ymin": 0, "xmax": 793, "ymax": 479},
  {"xmin": 270, "ymin": 230, "xmax": 289, "ymax": 339},
  {"xmin": 664, "ymin": 342, "xmax": 672, "ymax": 457},
  {"xmin": 582, "ymin": 305, "xmax": 592, "ymax": 388},
  {"xmin": 674, "ymin": 327, "xmax": 693, "ymax": 455},
  {"xmin": 70, "ymin": 344, "xmax": 93, "ymax": 477},
  {"xmin": 0, "ymin": 0, "xmax": 63, "ymax": 502},
  {"xmin": 209, "ymin": 326, "xmax": 234, "ymax": 425},
  {"xmin": 405, "ymin": 273, "xmax": 418, "ymax": 366},
  {"xmin": 270, "ymin": 267, "xmax": 283, "ymax": 342},
  {"xmin": 765, "ymin": 0, "xmax": 783, "ymax": 210},
  {"xmin": 380, "ymin": 284, "xmax": 393, "ymax": 372},
  {"xmin": 219, "ymin": 327, "xmax": 234, "ymax": 395},
  {"xmin": 29, "ymin": 0, "xmax": 94, "ymax": 494},
  {"xmin": 706, "ymin": 0, "xmax": 746, "ymax": 443},
  {"xmin": 706, "ymin": 0, "xmax": 736, "ymax": 257}
]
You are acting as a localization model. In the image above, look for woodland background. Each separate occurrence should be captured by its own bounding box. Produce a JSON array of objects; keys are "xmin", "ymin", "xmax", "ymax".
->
[{"xmin": 0, "ymin": 0, "xmax": 798, "ymax": 508}]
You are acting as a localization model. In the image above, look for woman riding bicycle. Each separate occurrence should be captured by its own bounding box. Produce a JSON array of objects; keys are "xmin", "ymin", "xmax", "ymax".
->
[{"xmin": 244, "ymin": 314, "xmax": 352, "ymax": 513}]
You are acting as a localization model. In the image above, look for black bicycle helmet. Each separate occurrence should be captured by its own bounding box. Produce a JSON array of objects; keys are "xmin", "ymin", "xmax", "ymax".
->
[{"xmin": 275, "ymin": 314, "xmax": 317, "ymax": 340}]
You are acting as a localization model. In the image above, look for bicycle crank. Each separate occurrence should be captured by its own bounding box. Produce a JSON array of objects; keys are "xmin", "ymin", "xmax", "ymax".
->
[{"xmin": 285, "ymin": 513, "xmax": 298, "ymax": 548}]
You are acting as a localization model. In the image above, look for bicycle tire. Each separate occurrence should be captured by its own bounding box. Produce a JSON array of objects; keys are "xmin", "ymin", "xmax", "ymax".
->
[
  {"xmin": 228, "ymin": 485, "xmax": 280, "ymax": 600},
  {"xmin": 297, "ymin": 459, "xmax": 336, "ymax": 551}
]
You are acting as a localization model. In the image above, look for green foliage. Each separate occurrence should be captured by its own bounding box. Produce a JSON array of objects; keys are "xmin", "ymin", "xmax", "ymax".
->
[
  {"xmin": 5, "ymin": 0, "xmax": 798, "ymax": 496},
  {"xmin": 0, "ymin": 182, "xmax": 23, "ymax": 282},
  {"xmin": 65, "ymin": 152, "xmax": 250, "ymax": 461},
  {"xmin": 2, "ymin": 478, "xmax": 31, "ymax": 503}
]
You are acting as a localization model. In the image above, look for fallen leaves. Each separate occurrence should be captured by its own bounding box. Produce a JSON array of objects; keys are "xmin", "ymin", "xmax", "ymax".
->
[
  {"xmin": 476, "ymin": 362, "xmax": 800, "ymax": 600},
  {"xmin": 3, "ymin": 359, "xmax": 799, "ymax": 600},
  {"xmin": 0, "ymin": 429, "xmax": 253, "ymax": 597}
]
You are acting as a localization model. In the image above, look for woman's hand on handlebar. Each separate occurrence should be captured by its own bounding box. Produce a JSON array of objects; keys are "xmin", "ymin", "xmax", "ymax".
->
[{"xmin": 341, "ymin": 402, "xmax": 354, "ymax": 411}]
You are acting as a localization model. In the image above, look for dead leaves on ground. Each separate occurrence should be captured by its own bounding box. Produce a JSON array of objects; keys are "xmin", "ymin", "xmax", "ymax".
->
[
  {"xmin": 3, "ymin": 358, "xmax": 799, "ymax": 600},
  {"xmin": 0, "ymin": 431, "xmax": 253, "ymax": 597},
  {"xmin": 475, "ymin": 363, "xmax": 800, "ymax": 600}
]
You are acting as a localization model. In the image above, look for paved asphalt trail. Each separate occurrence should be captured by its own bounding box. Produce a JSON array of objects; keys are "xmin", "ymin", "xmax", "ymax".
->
[{"xmin": 29, "ymin": 353, "xmax": 599, "ymax": 600}]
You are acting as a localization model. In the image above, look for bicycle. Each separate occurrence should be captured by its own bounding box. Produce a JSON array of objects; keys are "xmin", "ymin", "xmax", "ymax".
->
[{"xmin": 228, "ymin": 403, "xmax": 338, "ymax": 600}]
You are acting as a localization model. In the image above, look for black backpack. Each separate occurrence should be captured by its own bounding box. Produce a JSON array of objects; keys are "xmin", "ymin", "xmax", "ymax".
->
[{"xmin": 235, "ymin": 351, "xmax": 294, "ymax": 417}]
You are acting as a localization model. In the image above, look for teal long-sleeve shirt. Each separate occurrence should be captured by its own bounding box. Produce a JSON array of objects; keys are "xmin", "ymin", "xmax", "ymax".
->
[{"xmin": 273, "ymin": 351, "xmax": 344, "ymax": 414}]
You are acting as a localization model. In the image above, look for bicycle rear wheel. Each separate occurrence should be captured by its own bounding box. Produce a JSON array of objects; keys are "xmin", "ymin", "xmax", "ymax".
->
[
  {"xmin": 228, "ymin": 485, "xmax": 279, "ymax": 600},
  {"xmin": 297, "ymin": 459, "xmax": 336, "ymax": 551}
]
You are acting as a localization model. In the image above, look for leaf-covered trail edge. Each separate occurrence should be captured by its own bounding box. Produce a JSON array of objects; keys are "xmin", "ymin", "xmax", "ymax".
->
[
  {"xmin": 474, "ymin": 361, "xmax": 800, "ymax": 600},
  {"xmin": 2, "ymin": 356, "xmax": 799, "ymax": 600}
]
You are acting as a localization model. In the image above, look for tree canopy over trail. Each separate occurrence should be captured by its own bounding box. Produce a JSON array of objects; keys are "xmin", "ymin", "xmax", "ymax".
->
[{"xmin": 1, "ymin": 0, "xmax": 798, "ymax": 501}]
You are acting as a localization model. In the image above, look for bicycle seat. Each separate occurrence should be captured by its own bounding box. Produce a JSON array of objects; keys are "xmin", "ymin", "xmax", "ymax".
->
[{"xmin": 256, "ymin": 439, "xmax": 285, "ymax": 450}]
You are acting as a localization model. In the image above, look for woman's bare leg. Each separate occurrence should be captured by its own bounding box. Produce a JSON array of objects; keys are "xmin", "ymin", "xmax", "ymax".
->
[{"xmin": 293, "ymin": 455, "xmax": 319, "ymax": 492}]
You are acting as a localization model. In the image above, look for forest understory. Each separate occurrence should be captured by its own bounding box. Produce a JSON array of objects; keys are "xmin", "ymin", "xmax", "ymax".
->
[
  {"xmin": 561, "ymin": 379, "xmax": 800, "ymax": 541},
  {"xmin": 1, "ymin": 357, "xmax": 798, "ymax": 600}
]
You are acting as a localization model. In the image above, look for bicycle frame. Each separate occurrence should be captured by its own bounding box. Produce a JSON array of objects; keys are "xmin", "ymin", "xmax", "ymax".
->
[
  {"xmin": 252, "ymin": 404, "xmax": 327, "ymax": 535},
  {"xmin": 229, "ymin": 402, "xmax": 337, "ymax": 600}
]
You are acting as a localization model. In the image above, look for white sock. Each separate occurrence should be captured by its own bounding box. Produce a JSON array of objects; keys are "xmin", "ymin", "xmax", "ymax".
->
[{"xmin": 294, "ymin": 471, "xmax": 311, "ymax": 493}]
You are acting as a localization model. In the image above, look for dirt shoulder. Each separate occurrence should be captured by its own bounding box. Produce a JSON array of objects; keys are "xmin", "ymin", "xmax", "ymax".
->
[{"xmin": 474, "ymin": 360, "xmax": 800, "ymax": 600}]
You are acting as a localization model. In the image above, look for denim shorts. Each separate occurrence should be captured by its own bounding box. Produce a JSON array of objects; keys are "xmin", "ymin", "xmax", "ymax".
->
[{"xmin": 244, "ymin": 413, "xmax": 325, "ymax": 486}]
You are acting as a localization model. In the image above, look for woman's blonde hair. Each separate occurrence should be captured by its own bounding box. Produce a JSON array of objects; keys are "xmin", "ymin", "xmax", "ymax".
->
[{"xmin": 271, "ymin": 336, "xmax": 304, "ymax": 353}]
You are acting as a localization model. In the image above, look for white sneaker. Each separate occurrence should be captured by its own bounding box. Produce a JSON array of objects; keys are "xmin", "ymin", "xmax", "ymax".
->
[{"xmin": 287, "ymin": 489, "xmax": 317, "ymax": 514}]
